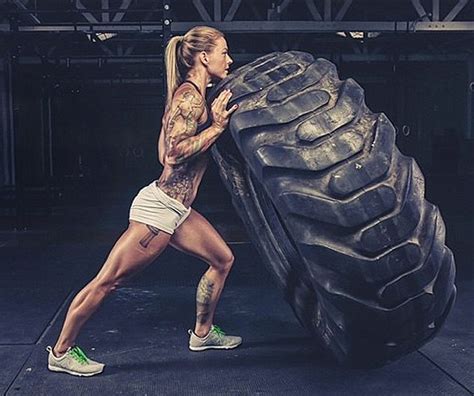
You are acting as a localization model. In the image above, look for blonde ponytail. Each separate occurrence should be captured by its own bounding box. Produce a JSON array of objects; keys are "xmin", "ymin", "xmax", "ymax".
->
[
  {"xmin": 164, "ymin": 26, "xmax": 224, "ymax": 107},
  {"xmin": 165, "ymin": 35, "xmax": 184, "ymax": 108}
]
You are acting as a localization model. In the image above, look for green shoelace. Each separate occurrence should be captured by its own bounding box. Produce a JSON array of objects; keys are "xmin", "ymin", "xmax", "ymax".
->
[
  {"xmin": 211, "ymin": 325, "xmax": 226, "ymax": 337},
  {"xmin": 68, "ymin": 346, "xmax": 90, "ymax": 365}
]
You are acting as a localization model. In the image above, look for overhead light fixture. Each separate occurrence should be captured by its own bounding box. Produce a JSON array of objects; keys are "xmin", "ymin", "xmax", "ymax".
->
[
  {"xmin": 336, "ymin": 32, "xmax": 381, "ymax": 39},
  {"xmin": 87, "ymin": 33, "xmax": 117, "ymax": 42},
  {"xmin": 97, "ymin": 33, "xmax": 117, "ymax": 41}
]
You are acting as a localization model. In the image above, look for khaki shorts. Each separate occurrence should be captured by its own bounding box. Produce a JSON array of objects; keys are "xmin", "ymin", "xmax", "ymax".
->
[{"xmin": 129, "ymin": 181, "xmax": 191, "ymax": 235}]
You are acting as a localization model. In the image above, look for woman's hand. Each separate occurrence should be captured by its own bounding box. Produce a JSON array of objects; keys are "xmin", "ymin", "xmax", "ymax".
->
[{"xmin": 210, "ymin": 89, "xmax": 239, "ymax": 132}]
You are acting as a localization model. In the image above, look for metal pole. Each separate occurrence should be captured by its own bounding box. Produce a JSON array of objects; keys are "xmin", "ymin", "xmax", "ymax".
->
[
  {"xmin": 468, "ymin": 55, "xmax": 474, "ymax": 139},
  {"xmin": 0, "ymin": 55, "xmax": 16, "ymax": 188}
]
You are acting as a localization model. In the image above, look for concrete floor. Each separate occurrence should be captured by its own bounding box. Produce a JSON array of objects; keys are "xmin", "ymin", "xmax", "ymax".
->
[
  {"xmin": 0, "ymin": 224, "xmax": 472, "ymax": 395},
  {"xmin": 0, "ymin": 172, "xmax": 473, "ymax": 395}
]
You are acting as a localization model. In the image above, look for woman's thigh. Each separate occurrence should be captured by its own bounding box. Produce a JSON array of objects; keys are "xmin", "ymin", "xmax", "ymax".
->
[
  {"xmin": 94, "ymin": 220, "xmax": 172, "ymax": 284},
  {"xmin": 170, "ymin": 209, "xmax": 233, "ymax": 268}
]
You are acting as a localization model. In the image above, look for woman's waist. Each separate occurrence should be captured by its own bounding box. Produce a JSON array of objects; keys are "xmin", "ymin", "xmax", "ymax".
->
[
  {"xmin": 154, "ymin": 179, "xmax": 202, "ymax": 207},
  {"xmin": 150, "ymin": 181, "xmax": 194, "ymax": 209},
  {"xmin": 157, "ymin": 163, "xmax": 207, "ymax": 203}
]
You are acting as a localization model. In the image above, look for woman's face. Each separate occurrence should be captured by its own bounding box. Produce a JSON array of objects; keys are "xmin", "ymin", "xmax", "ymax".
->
[{"xmin": 206, "ymin": 37, "xmax": 233, "ymax": 81}]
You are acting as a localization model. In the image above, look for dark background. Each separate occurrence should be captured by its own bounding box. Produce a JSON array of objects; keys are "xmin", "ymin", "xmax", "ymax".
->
[
  {"xmin": 0, "ymin": 1, "xmax": 473, "ymax": 273},
  {"xmin": 0, "ymin": 1, "xmax": 473, "ymax": 395}
]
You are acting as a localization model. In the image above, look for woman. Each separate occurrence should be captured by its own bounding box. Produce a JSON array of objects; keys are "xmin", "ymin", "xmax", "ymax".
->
[{"xmin": 47, "ymin": 26, "xmax": 241, "ymax": 377}]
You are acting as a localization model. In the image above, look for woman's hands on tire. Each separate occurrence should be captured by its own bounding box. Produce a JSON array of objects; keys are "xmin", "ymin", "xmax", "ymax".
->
[{"xmin": 211, "ymin": 89, "xmax": 239, "ymax": 132}]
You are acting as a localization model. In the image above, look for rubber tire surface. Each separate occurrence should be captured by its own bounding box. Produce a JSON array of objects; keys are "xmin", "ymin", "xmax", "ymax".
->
[{"xmin": 210, "ymin": 51, "xmax": 456, "ymax": 367}]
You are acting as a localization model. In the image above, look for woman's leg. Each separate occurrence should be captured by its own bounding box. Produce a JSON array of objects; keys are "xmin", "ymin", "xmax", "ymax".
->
[
  {"xmin": 170, "ymin": 209, "xmax": 234, "ymax": 337},
  {"xmin": 53, "ymin": 221, "xmax": 171, "ymax": 356}
]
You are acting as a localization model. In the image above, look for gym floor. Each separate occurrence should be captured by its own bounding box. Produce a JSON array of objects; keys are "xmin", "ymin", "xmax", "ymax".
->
[{"xmin": 0, "ymin": 179, "xmax": 473, "ymax": 396}]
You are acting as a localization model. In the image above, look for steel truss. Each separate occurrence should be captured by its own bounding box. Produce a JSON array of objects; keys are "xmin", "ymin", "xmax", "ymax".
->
[
  {"xmin": 0, "ymin": 0, "xmax": 471, "ymax": 64},
  {"xmin": 174, "ymin": 0, "xmax": 474, "ymax": 33},
  {"xmin": 1, "ymin": 0, "xmax": 473, "ymax": 33}
]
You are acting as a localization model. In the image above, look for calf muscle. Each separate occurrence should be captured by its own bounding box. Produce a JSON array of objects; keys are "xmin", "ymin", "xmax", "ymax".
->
[{"xmin": 196, "ymin": 275, "xmax": 215, "ymax": 325}]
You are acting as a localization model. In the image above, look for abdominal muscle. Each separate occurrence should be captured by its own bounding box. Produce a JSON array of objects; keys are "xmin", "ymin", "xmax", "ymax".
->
[{"xmin": 156, "ymin": 154, "xmax": 209, "ymax": 208}]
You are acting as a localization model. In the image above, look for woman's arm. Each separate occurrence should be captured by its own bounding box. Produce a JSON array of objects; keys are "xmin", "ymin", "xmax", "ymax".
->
[{"xmin": 165, "ymin": 88, "xmax": 236, "ymax": 166}]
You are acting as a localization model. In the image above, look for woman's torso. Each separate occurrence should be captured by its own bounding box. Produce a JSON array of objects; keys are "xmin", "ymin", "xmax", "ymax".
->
[{"xmin": 156, "ymin": 84, "xmax": 209, "ymax": 208}]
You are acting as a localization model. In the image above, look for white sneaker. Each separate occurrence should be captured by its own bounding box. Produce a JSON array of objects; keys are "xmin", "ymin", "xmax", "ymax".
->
[
  {"xmin": 46, "ymin": 345, "xmax": 104, "ymax": 377},
  {"xmin": 189, "ymin": 325, "xmax": 242, "ymax": 351}
]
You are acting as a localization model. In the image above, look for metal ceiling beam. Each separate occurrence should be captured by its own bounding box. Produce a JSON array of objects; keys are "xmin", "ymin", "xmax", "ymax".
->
[
  {"xmin": 324, "ymin": 0, "xmax": 331, "ymax": 21},
  {"xmin": 334, "ymin": 0, "xmax": 353, "ymax": 22},
  {"xmin": 112, "ymin": 0, "xmax": 133, "ymax": 23},
  {"xmin": 11, "ymin": 0, "xmax": 41, "ymax": 24},
  {"xmin": 192, "ymin": 0, "xmax": 212, "ymax": 22},
  {"xmin": 224, "ymin": 0, "xmax": 241, "ymax": 22},
  {"xmin": 432, "ymin": 0, "xmax": 440, "ymax": 21},
  {"xmin": 75, "ymin": 0, "xmax": 98, "ymax": 24},
  {"xmin": 3, "ymin": 20, "xmax": 474, "ymax": 33},
  {"xmin": 411, "ymin": 0, "xmax": 431, "ymax": 21},
  {"xmin": 278, "ymin": 0, "xmax": 293, "ymax": 13},
  {"xmin": 444, "ymin": 0, "xmax": 470, "ymax": 22},
  {"xmin": 101, "ymin": 0, "xmax": 110, "ymax": 23},
  {"xmin": 3, "ymin": 0, "xmax": 473, "ymax": 26},
  {"xmin": 214, "ymin": 0, "xmax": 222, "ymax": 21},
  {"xmin": 170, "ymin": 21, "xmax": 474, "ymax": 33},
  {"xmin": 2, "ymin": 21, "xmax": 474, "ymax": 33},
  {"xmin": 2, "ymin": 0, "xmax": 474, "ymax": 33},
  {"xmin": 2, "ymin": 24, "xmax": 163, "ymax": 33},
  {"xmin": 304, "ymin": 0, "xmax": 322, "ymax": 21}
]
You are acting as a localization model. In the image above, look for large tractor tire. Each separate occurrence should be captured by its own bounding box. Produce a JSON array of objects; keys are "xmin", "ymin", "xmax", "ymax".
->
[{"xmin": 210, "ymin": 51, "xmax": 456, "ymax": 367}]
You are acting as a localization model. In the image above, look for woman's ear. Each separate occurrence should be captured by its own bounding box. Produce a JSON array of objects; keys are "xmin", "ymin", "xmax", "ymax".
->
[{"xmin": 199, "ymin": 51, "xmax": 209, "ymax": 66}]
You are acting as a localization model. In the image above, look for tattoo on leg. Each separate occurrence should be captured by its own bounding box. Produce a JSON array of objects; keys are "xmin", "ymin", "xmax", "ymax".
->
[
  {"xmin": 139, "ymin": 225, "xmax": 161, "ymax": 248},
  {"xmin": 196, "ymin": 275, "xmax": 215, "ymax": 325}
]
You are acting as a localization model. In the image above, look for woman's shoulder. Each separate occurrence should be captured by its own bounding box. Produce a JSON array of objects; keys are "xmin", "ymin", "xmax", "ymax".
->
[
  {"xmin": 175, "ymin": 82, "xmax": 204, "ymax": 99},
  {"xmin": 170, "ymin": 83, "xmax": 206, "ymax": 113}
]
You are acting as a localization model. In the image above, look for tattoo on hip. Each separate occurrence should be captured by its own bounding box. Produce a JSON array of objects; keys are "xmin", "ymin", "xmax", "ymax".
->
[{"xmin": 139, "ymin": 224, "xmax": 161, "ymax": 248}]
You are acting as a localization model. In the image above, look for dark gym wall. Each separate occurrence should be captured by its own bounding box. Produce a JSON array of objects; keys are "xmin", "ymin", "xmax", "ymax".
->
[
  {"xmin": 49, "ymin": 83, "xmax": 163, "ymax": 188},
  {"xmin": 12, "ymin": 59, "xmax": 471, "ymax": 192},
  {"xmin": 13, "ymin": 65, "xmax": 166, "ymax": 204},
  {"xmin": 0, "ymin": 0, "xmax": 472, "ymax": 277},
  {"xmin": 342, "ymin": 61, "xmax": 469, "ymax": 174}
]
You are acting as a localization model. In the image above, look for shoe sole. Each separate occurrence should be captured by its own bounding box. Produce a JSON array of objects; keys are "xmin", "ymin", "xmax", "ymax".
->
[
  {"xmin": 48, "ymin": 364, "xmax": 104, "ymax": 377},
  {"xmin": 189, "ymin": 342, "xmax": 242, "ymax": 352}
]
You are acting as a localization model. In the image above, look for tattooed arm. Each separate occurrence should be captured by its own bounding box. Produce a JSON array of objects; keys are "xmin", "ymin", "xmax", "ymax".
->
[
  {"xmin": 165, "ymin": 88, "xmax": 238, "ymax": 166},
  {"xmin": 165, "ymin": 88, "xmax": 218, "ymax": 166}
]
